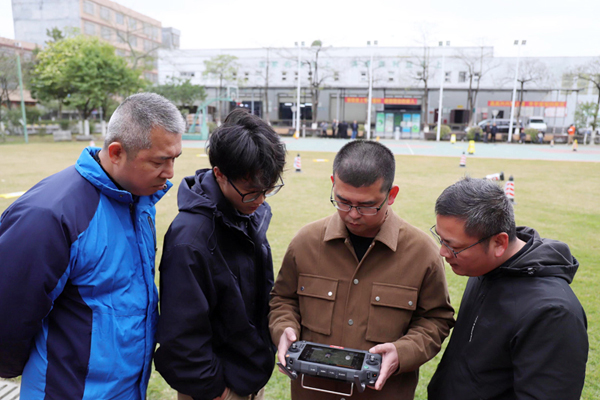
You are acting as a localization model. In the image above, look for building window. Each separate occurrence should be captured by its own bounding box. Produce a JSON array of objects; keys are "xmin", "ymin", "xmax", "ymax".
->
[
  {"xmin": 129, "ymin": 18, "xmax": 137, "ymax": 30},
  {"xmin": 144, "ymin": 39, "xmax": 153, "ymax": 52},
  {"xmin": 459, "ymin": 71, "xmax": 467, "ymax": 83},
  {"xmin": 244, "ymin": 72, "xmax": 249, "ymax": 82},
  {"xmin": 116, "ymin": 12, "xmax": 124, "ymax": 25},
  {"xmin": 101, "ymin": 26, "xmax": 112, "ymax": 41},
  {"xmin": 144, "ymin": 72, "xmax": 158, "ymax": 83},
  {"xmin": 100, "ymin": 6, "xmax": 110, "ymax": 21},
  {"xmin": 116, "ymin": 31, "xmax": 126, "ymax": 43},
  {"xmin": 180, "ymin": 71, "xmax": 195, "ymax": 77},
  {"xmin": 294, "ymin": 71, "xmax": 298, "ymax": 81},
  {"xmin": 83, "ymin": 0, "xmax": 95, "ymax": 15},
  {"xmin": 388, "ymin": 71, "xmax": 394, "ymax": 82},
  {"xmin": 115, "ymin": 49, "xmax": 127, "ymax": 57},
  {"xmin": 128, "ymin": 35, "xmax": 137, "ymax": 48},
  {"xmin": 334, "ymin": 72, "xmax": 339, "ymax": 81},
  {"xmin": 361, "ymin": 71, "xmax": 367, "ymax": 82},
  {"xmin": 406, "ymin": 61, "xmax": 412, "ymax": 69},
  {"xmin": 84, "ymin": 21, "xmax": 96, "ymax": 35},
  {"xmin": 282, "ymin": 71, "xmax": 287, "ymax": 81},
  {"xmin": 143, "ymin": 23, "xmax": 152, "ymax": 37},
  {"xmin": 445, "ymin": 71, "xmax": 451, "ymax": 83}
]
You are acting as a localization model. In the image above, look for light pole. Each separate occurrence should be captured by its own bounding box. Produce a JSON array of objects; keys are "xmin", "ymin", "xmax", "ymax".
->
[
  {"xmin": 366, "ymin": 40, "xmax": 377, "ymax": 140},
  {"xmin": 295, "ymin": 41, "xmax": 304, "ymax": 137},
  {"xmin": 508, "ymin": 40, "xmax": 526, "ymax": 143},
  {"xmin": 436, "ymin": 41, "xmax": 450, "ymax": 142}
]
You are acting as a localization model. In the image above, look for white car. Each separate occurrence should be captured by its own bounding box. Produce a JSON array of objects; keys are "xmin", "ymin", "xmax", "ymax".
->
[{"xmin": 526, "ymin": 117, "xmax": 547, "ymax": 133}]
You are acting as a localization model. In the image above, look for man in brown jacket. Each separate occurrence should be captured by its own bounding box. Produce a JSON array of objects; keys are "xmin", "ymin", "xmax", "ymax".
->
[{"xmin": 269, "ymin": 141, "xmax": 455, "ymax": 400}]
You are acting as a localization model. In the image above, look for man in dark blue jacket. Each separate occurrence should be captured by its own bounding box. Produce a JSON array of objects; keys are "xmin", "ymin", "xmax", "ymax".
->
[
  {"xmin": 155, "ymin": 109, "xmax": 286, "ymax": 400},
  {"xmin": 427, "ymin": 177, "xmax": 588, "ymax": 400},
  {"xmin": 0, "ymin": 93, "xmax": 184, "ymax": 399}
]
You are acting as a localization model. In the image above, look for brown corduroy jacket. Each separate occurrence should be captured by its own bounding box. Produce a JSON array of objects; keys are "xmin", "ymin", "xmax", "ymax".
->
[{"xmin": 269, "ymin": 210, "xmax": 455, "ymax": 400}]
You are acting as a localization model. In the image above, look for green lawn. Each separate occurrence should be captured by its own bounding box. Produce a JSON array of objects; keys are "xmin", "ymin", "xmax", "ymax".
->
[{"xmin": 1, "ymin": 139, "xmax": 598, "ymax": 399}]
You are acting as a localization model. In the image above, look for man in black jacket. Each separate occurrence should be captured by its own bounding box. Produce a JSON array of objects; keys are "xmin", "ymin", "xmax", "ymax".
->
[
  {"xmin": 427, "ymin": 177, "xmax": 588, "ymax": 400},
  {"xmin": 154, "ymin": 109, "xmax": 286, "ymax": 400}
]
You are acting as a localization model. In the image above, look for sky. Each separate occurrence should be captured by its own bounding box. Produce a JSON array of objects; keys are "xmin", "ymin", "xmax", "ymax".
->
[{"xmin": 1, "ymin": 0, "xmax": 599, "ymax": 58}]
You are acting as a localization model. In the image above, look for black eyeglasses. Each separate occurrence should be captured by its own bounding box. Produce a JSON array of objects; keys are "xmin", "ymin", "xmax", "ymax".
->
[
  {"xmin": 429, "ymin": 225, "xmax": 499, "ymax": 258},
  {"xmin": 330, "ymin": 187, "xmax": 390, "ymax": 216},
  {"xmin": 228, "ymin": 177, "xmax": 284, "ymax": 203}
]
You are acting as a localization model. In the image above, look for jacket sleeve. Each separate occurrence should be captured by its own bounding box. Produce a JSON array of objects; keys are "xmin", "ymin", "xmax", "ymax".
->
[
  {"xmin": 0, "ymin": 204, "xmax": 71, "ymax": 378},
  {"xmin": 154, "ymin": 239, "xmax": 226, "ymax": 400},
  {"xmin": 268, "ymin": 242, "xmax": 302, "ymax": 347},
  {"xmin": 512, "ymin": 304, "xmax": 588, "ymax": 399},
  {"xmin": 394, "ymin": 259, "xmax": 455, "ymax": 373}
]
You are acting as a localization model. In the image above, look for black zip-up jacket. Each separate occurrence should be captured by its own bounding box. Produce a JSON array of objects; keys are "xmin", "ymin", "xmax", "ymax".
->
[
  {"xmin": 154, "ymin": 169, "xmax": 275, "ymax": 400},
  {"xmin": 428, "ymin": 227, "xmax": 588, "ymax": 400}
]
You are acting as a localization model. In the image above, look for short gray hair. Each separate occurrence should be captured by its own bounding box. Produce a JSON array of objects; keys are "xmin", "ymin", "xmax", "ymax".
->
[
  {"xmin": 104, "ymin": 93, "xmax": 185, "ymax": 155},
  {"xmin": 435, "ymin": 177, "xmax": 517, "ymax": 242}
]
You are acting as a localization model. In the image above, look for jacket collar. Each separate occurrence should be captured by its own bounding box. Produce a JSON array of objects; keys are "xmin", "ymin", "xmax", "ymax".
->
[
  {"xmin": 324, "ymin": 209, "xmax": 401, "ymax": 252},
  {"xmin": 75, "ymin": 147, "xmax": 171, "ymax": 206}
]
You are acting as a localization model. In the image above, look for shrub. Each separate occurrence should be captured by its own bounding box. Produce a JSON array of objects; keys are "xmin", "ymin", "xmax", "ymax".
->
[
  {"xmin": 467, "ymin": 126, "xmax": 482, "ymax": 141},
  {"xmin": 433, "ymin": 124, "xmax": 451, "ymax": 139}
]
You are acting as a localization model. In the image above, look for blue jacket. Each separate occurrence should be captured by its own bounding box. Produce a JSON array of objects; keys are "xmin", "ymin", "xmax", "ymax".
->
[
  {"xmin": 0, "ymin": 147, "xmax": 169, "ymax": 399},
  {"xmin": 154, "ymin": 169, "xmax": 275, "ymax": 400}
]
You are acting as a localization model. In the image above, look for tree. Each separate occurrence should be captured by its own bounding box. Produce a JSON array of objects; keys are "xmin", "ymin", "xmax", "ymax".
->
[
  {"xmin": 576, "ymin": 58, "xmax": 600, "ymax": 144},
  {"xmin": 454, "ymin": 45, "xmax": 498, "ymax": 125},
  {"xmin": 150, "ymin": 76, "xmax": 206, "ymax": 111},
  {"xmin": 202, "ymin": 54, "xmax": 239, "ymax": 122},
  {"xmin": 30, "ymin": 35, "xmax": 144, "ymax": 130},
  {"xmin": 302, "ymin": 40, "xmax": 336, "ymax": 124},
  {"xmin": 507, "ymin": 59, "xmax": 550, "ymax": 127},
  {"xmin": 406, "ymin": 45, "xmax": 436, "ymax": 131},
  {"xmin": 574, "ymin": 101, "xmax": 597, "ymax": 130}
]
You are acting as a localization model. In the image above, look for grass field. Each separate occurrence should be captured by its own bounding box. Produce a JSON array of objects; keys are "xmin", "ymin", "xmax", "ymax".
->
[{"xmin": 1, "ymin": 139, "xmax": 598, "ymax": 399}]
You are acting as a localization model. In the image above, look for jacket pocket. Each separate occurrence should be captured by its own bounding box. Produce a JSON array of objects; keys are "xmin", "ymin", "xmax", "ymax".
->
[
  {"xmin": 366, "ymin": 283, "xmax": 418, "ymax": 343},
  {"xmin": 297, "ymin": 274, "xmax": 338, "ymax": 336}
]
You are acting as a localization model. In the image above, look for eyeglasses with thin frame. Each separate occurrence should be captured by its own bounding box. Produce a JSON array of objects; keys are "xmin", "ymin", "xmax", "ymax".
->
[
  {"xmin": 228, "ymin": 177, "xmax": 284, "ymax": 203},
  {"xmin": 429, "ymin": 225, "xmax": 500, "ymax": 258},
  {"xmin": 330, "ymin": 187, "xmax": 390, "ymax": 216}
]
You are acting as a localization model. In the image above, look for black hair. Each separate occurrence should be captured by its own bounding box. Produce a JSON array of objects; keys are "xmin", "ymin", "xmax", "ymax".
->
[
  {"xmin": 435, "ymin": 176, "xmax": 517, "ymax": 242},
  {"xmin": 332, "ymin": 140, "xmax": 395, "ymax": 192},
  {"xmin": 207, "ymin": 110, "xmax": 286, "ymax": 187}
]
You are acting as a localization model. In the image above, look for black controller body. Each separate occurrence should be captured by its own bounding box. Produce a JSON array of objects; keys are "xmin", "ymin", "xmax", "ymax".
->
[{"xmin": 282, "ymin": 341, "xmax": 382, "ymax": 390}]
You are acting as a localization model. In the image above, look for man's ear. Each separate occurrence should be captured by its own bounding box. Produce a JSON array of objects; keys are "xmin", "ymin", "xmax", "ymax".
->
[
  {"xmin": 107, "ymin": 142, "xmax": 126, "ymax": 165},
  {"xmin": 387, "ymin": 185, "xmax": 400, "ymax": 205},
  {"xmin": 213, "ymin": 166, "xmax": 226, "ymax": 183},
  {"xmin": 492, "ymin": 232, "xmax": 510, "ymax": 257}
]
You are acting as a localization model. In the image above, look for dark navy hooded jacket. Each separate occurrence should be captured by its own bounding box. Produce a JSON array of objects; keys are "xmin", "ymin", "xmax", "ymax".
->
[
  {"xmin": 154, "ymin": 169, "xmax": 276, "ymax": 400},
  {"xmin": 428, "ymin": 226, "xmax": 588, "ymax": 400},
  {"xmin": 0, "ymin": 147, "xmax": 169, "ymax": 399}
]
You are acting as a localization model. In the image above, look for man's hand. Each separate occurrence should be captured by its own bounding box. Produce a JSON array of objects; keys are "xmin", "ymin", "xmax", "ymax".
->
[
  {"xmin": 368, "ymin": 343, "xmax": 399, "ymax": 391},
  {"xmin": 277, "ymin": 327, "xmax": 297, "ymax": 368}
]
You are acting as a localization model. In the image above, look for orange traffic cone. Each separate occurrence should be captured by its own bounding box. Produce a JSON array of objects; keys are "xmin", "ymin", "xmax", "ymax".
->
[
  {"xmin": 504, "ymin": 175, "xmax": 516, "ymax": 204},
  {"xmin": 459, "ymin": 152, "xmax": 466, "ymax": 167},
  {"xmin": 294, "ymin": 153, "xmax": 302, "ymax": 173}
]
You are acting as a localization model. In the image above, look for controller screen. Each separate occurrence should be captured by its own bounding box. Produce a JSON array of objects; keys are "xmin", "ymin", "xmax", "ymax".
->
[{"xmin": 299, "ymin": 345, "xmax": 365, "ymax": 370}]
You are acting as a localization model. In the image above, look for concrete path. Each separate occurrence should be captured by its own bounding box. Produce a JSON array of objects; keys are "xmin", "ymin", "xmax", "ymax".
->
[{"xmin": 183, "ymin": 138, "xmax": 600, "ymax": 163}]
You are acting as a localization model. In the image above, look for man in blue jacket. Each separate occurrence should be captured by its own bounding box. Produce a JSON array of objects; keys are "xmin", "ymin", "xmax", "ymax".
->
[
  {"xmin": 427, "ymin": 177, "xmax": 588, "ymax": 400},
  {"xmin": 154, "ymin": 109, "xmax": 286, "ymax": 400},
  {"xmin": 0, "ymin": 93, "xmax": 184, "ymax": 399}
]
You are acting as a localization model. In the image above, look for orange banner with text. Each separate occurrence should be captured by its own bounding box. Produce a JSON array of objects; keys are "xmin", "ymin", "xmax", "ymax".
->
[
  {"xmin": 345, "ymin": 97, "xmax": 419, "ymax": 105},
  {"xmin": 487, "ymin": 101, "xmax": 567, "ymax": 108}
]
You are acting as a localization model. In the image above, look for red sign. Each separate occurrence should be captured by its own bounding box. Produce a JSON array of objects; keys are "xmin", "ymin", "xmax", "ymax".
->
[
  {"xmin": 487, "ymin": 101, "xmax": 567, "ymax": 108},
  {"xmin": 345, "ymin": 97, "xmax": 418, "ymax": 105}
]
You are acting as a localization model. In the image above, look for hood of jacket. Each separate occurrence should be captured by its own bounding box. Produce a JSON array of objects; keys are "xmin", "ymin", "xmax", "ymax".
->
[
  {"xmin": 495, "ymin": 226, "xmax": 579, "ymax": 283},
  {"xmin": 176, "ymin": 168, "xmax": 271, "ymax": 234}
]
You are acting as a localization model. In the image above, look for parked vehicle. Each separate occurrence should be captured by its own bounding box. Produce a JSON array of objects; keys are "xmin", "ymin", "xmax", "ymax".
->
[
  {"xmin": 465, "ymin": 119, "xmax": 523, "ymax": 134},
  {"xmin": 526, "ymin": 116, "xmax": 547, "ymax": 133}
]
